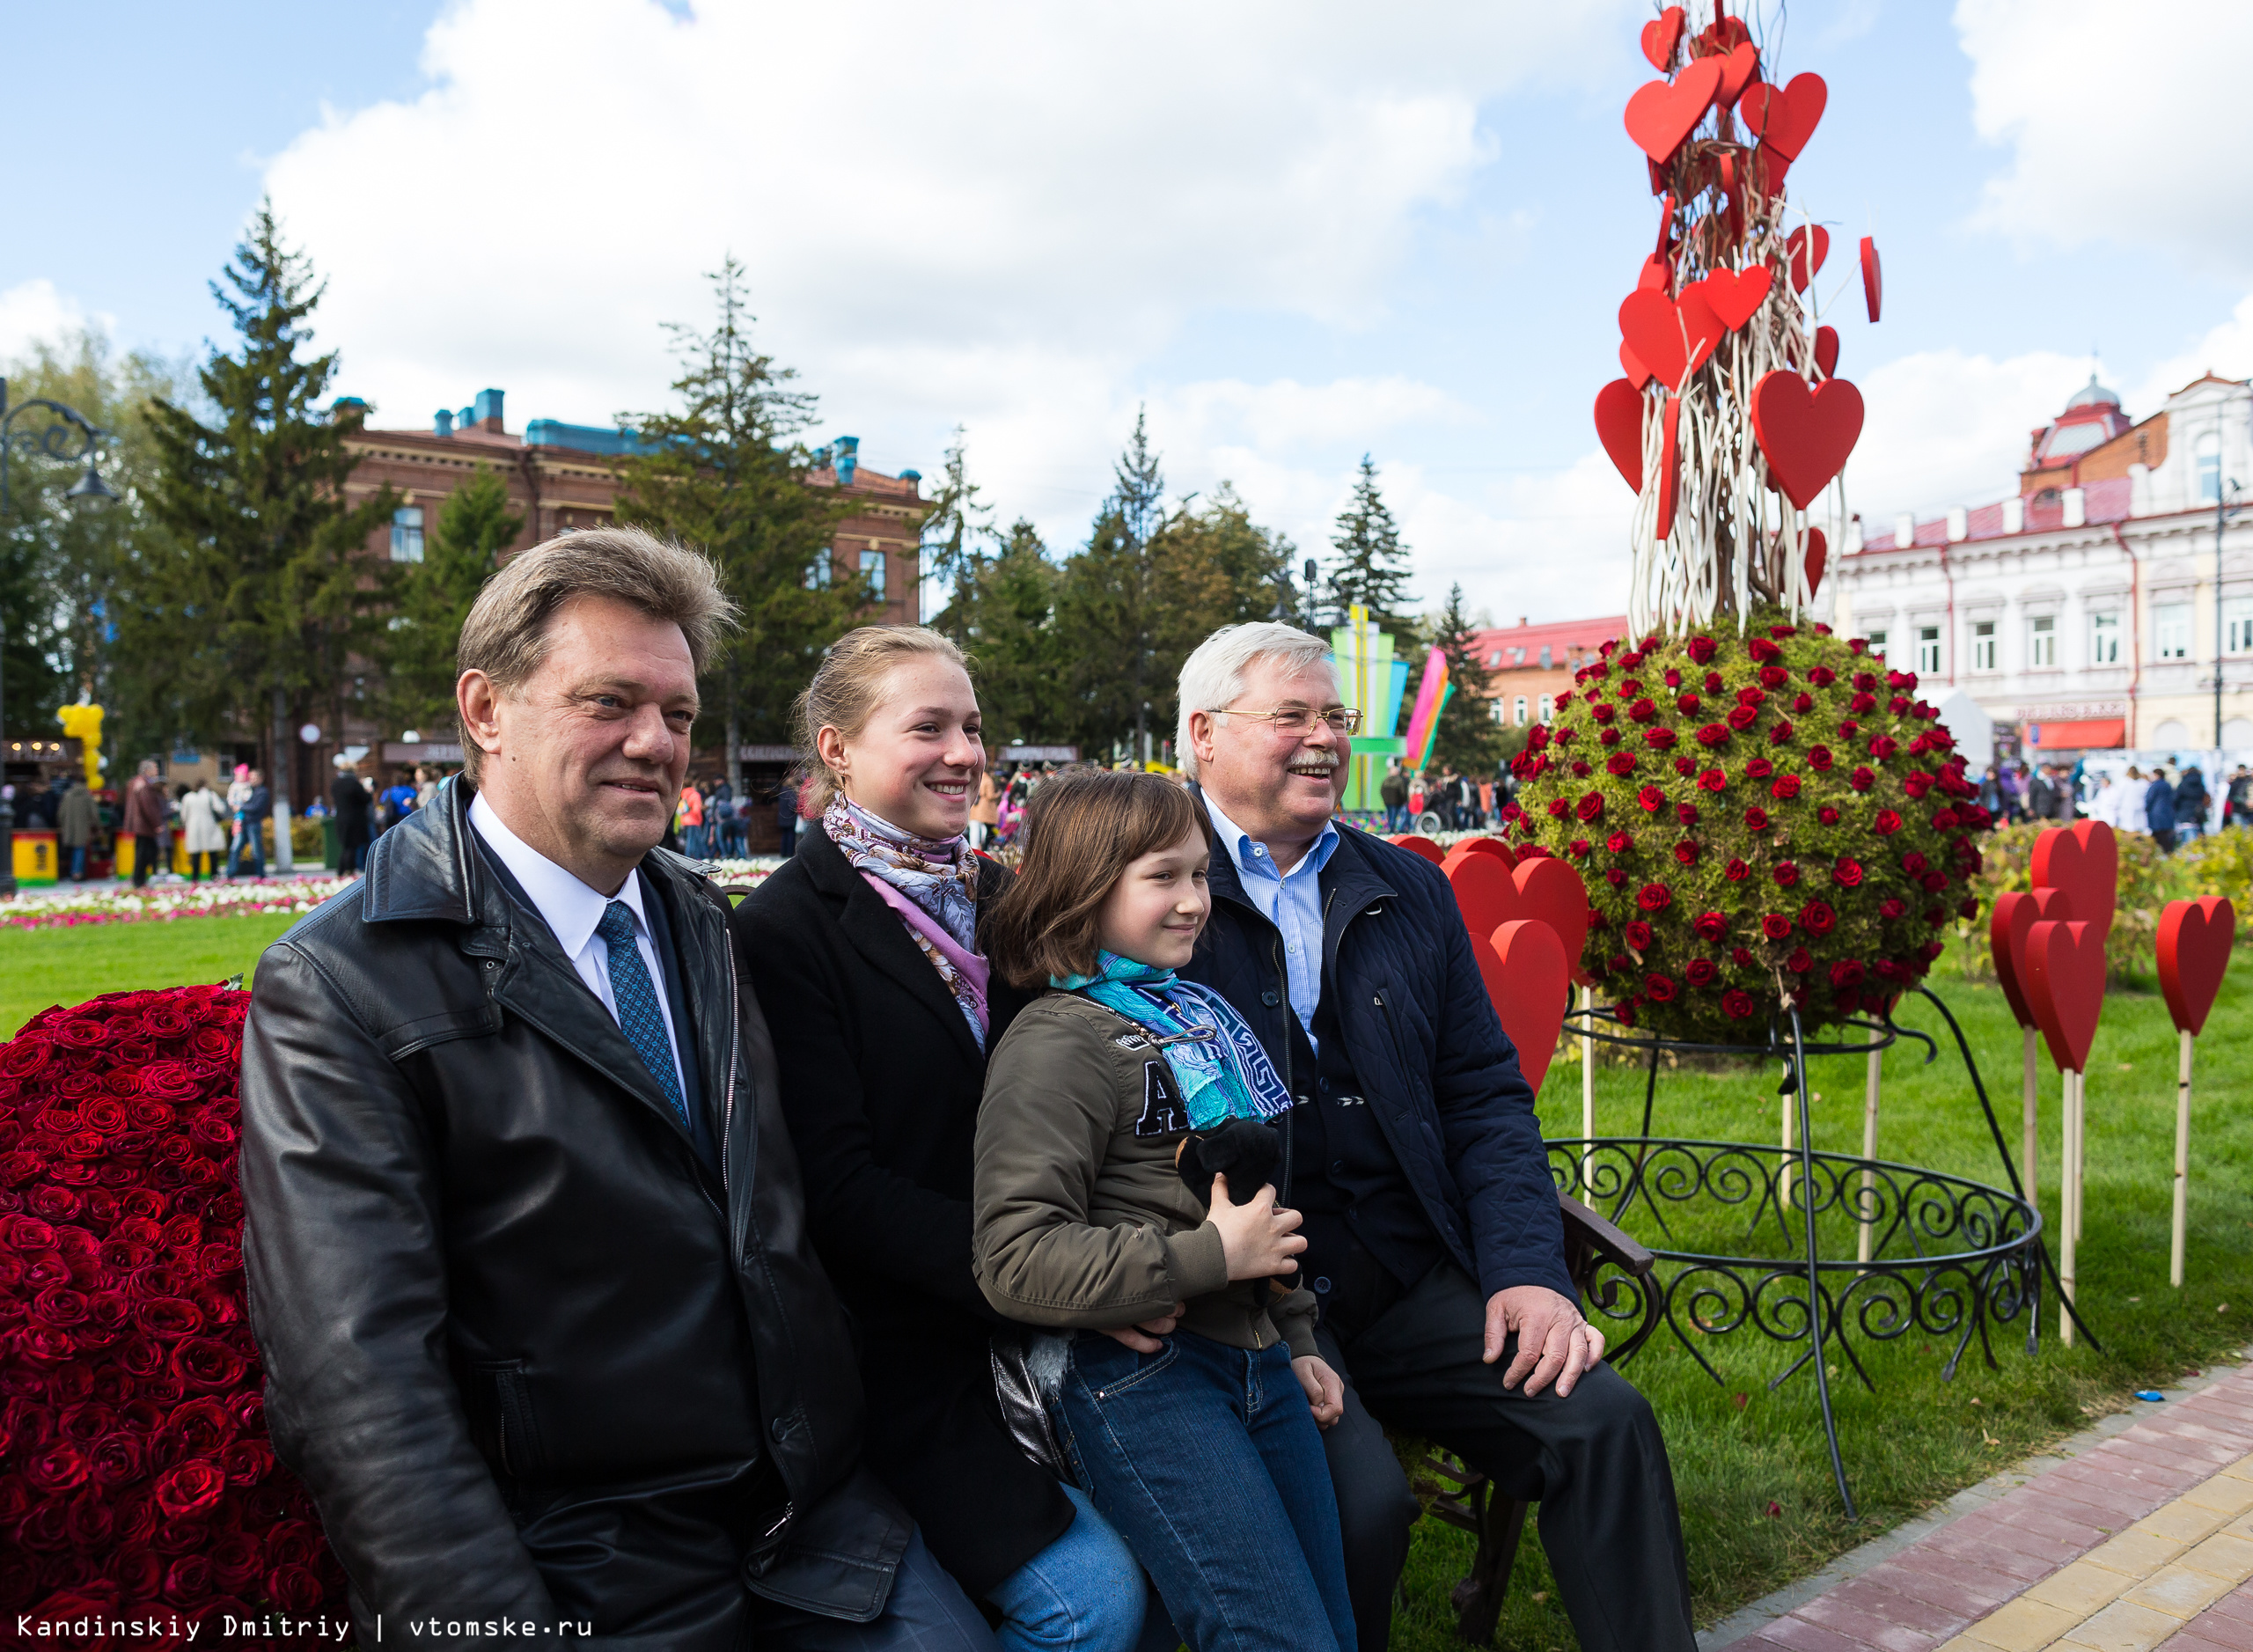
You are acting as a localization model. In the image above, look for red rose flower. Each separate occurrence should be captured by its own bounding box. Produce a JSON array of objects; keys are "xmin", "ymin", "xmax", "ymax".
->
[
  {"xmin": 1762, "ymin": 914, "xmax": 1794, "ymax": 940},
  {"xmin": 1688, "ymin": 635, "xmax": 1718, "ymax": 663},
  {"xmin": 1590, "ymin": 701, "xmax": 1616, "ymax": 723},
  {"xmin": 1637, "ymin": 786, "xmax": 1664, "ymax": 812},
  {"xmin": 154, "ymin": 1458, "xmax": 228, "ymax": 1519},
  {"xmin": 1933, "ymin": 807, "xmax": 1961, "ymax": 831},
  {"xmin": 1704, "ymin": 671, "xmax": 1724, "ymax": 693},
  {"xmin": 1724, "ymin": 858, "xmax": 1750, "ymax": 882},
  {"xmin": 1773, "ymin": 861, "xmax": 1801, "ymax": 886},
  {"xmin": 1769, "ymin": 721, "xmax": 1794, "ymax": 745},
  {"xmin": 1628, "ymin": 697, "xmax": 1657, "ymax": 723},
  {"xmin": 1571, "ymin": 760, "xmax": 1592, "ymax": 777},
  {"xmin": 1960, "ymin": 897, "xmax": 1981, "ymax": 919},
  {"xmin": 1873, "ymin": 810, "xmax": 1903, "ymax": 835},
  {"xmin": 1638, "ymin": 882, "xmax": 1673, "ymax": 912},
  {"xmin": 1546, "ymin": 797, "xmax": 1570, "ymax": 818},
  {"xmin": 1829, "ymin": 959, "xmax": 1866, "ymax": 989},
  {"xmin": 1800, "ymin": 901, "xmax": 1837, "ymax": 936},
  {"xmin": 1791, "ymin": 693, "xmax": 1814, "ymax": 713},
  {"xmin": 1674, "ymin": 755, "xmax": 1697, "ymax": 775},
  {"xmin": 1771, "ymin": 774, "xmax": 1802, "ymax": 800},
  {"xmin": 1743, "ymin": 758, "xmax": 1773, "ymax": 780},
  {"xmin": 1744, "ymin": 806, "xmax": 1770, "ymax": 830},
  {"xmin": 1721, "ymin": 988, "xmax": 1757, "ymax": 1019},
  {"xmin": 1903, "ymin": 770, "xmax": 1934, "ymax": 798},
  {"xmin": 1922, "ymin": 870, "xmax": 1949, "ymax": 892},
  {"xmin": 1808, "ymin": 745, "xmax": 1834, "ymax": 771},
  {"xmin": 1868, "ymin": 735, "xmax": 1900, "ymax": 760},
  {"xmin": 1817, "ymin": 805, "xmax": 1840, "ymax": 825},
  {"xmin": 1832, "ymin": 857, "xmax": 1864, "ymax": 886},
  {"xmin": 1877, "ymin": 898, "xmax": 1908, "ymax": 919},
  {"xmin": 1747, "ymin": 638, "xmax": 1782, "ymax": 663},
  {"xmin": 1685, "ymin": 958, "xmax": 1718, "ymax": 987},
  {"xmin": 1644, "ymin": 726, "xmax": 1677, "ymax": 749},
  {"xmin": 1606, "ymin": 830, "xmax": 1633, "ymax": 854},
  {"xmin": 1568, "ymin": 838, "xmax": 1590, "ymax": 858},
  {"xmin": 1605, "ymin": 751, "xmax": 1636, "ymax": 775},
  {"xmin": 1677, "ymin": 693, "xmax": 1700, "ymax": 713},
  {"xmin": 1598, "ymin": 726, "xmax": 1621, "ymax": 746},
  {"xmin": 1849, "ymin": 766, "xmax": 1875, "ymax": 791},
  {"xmin": 1730, "ymin": 946, "xmax": 1754, "ymax": 966},
  {"xmin": 1840, "ymin": 719, "xmax": 1860, "ymax": 736},
  {"xmin": 1726, "ymin": 704, "xmax": 1759, "ymax": 731},
  {"xmin": 1673, "ymin": 841, "xmax": 1700, "ymax": 865},
  {"xmin": 1698, "ymin": 767, "xmax": 1728, "ymax": 792},
  {"xmin": 1697, "ymin": 722, "xmax": 1732, "ymax": 746},
  {"xmin": 1758, "ymin": 664, "xmax": 1789, "ymax": 688},
  {"xmin": 1614, "ymin": 1001, "xmax": 1636, "ymax": 1027},
  {"xmin": 1624, "ymin": 920, "xmax": 1655, "ymax": 951},
  {"xmin": 1644, "ymin": 973, "xmax": 1678, "ymax": 1002},
  {"xmin": 1605, "ymin": 867, "xmax": 1628, "ymax": 885},
  {"xmin": 1787, "ymin": 947, "xmax": 1813, "ymax": 973},
  {"xmin": 1692, "ymin": 910, "xmax": 1727, "ymax": 942}
]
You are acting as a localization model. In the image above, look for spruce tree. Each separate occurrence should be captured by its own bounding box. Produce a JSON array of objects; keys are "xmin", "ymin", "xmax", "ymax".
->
[
  {"xmin": 964, "ymin": 518, "xmax": 1070, "ymax": 750},
  {"xmin": 1058, "ymin": 409, "xmax": 1166, "ymax": 760},
  {"xmin": 385, "ymin": 466, "xmax": 521, "ymax": 738},
  {"xmin": 142, "ymin": 202, "xmax": 397, "ymax": 860},
  {"xmin": 921, "ymin": 426, "xmax": 992, "ymax": 642},
  {"xmin": 1427, "ymin": 581, "xmax": 1505, "ymax": 775},
  {"xmin": 614, "ymin": 257, "xmax": 861, "ymax": 790},
  {"xmin": 1326, "ymin": 454, "xmax": 1415, "ymax": 642}
]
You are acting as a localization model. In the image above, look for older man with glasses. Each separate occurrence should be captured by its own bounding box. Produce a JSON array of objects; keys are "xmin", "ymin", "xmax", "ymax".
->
[{"xmin": 1141, "ymin": 621, "xmax": 1694, "ymax": 1652}]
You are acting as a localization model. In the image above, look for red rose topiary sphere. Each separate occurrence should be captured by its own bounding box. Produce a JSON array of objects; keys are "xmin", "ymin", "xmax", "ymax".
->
[{"xmin": 1506, "ymin": 614, "xmax": 1987, "ymax": 1043}]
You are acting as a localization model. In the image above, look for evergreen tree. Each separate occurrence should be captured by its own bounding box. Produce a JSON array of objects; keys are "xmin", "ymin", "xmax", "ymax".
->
[
  {"xmin": 1058, "ymin": 409, "xmax": 1166, "ymax": 760},
  {"xmin": 140, "ymin": 202, "xmax": 398, "ymax": 844},
  {"xmin": 1149, "ymin": 483, "xmax": 1291, "ymax": 756},
  {"xmin": 385, "ymin": 466, "xmax": 521, "ymax": 738},
  {"xmin": 1326, "ymin": 454, "xmax": 1415, "ymax": 641},
  {"xmin": 613, "ymin": 257, "xmax": 862, "ymax": 789},
  {"xmin": 920, "ymin": 425, "xmax": 991, "ymax": 642},
  {"xmin": 1427, "ymin": 582, "xmax": 1506, "ymax": 775},
  {"xmin": 961, "ymin": 518, "xmax": 1070, "ymax": 750}
]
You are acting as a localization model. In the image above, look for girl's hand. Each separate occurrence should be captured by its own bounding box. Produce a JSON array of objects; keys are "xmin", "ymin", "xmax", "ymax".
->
[
  {"xmin": 1293, "ymin": 1355, "xmax": 1345, "ymax": 1429},
  {"xmin": 1207, "ymin": 1174, "xmax": 1306, "ymax": 1281},
  {"xmin": 1097, "ymin": 1303, "xmax": 1185, "ymax": 1355}
]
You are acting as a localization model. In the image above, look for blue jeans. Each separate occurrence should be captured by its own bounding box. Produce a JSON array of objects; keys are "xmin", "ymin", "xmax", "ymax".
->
[
  {"xmin": 1383, "ymin": 806, "xmax": 1406, "ymax": 833},
  {"xmin": 987, "ymin": 1481, "xmax": 1147, "ymax": 1652},
  {"xmin": 1058, "ymin": 1333, "xmax": 1354, "ymax": 1652}
]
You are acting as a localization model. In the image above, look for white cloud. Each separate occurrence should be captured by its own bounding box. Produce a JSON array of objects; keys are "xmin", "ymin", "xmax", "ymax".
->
[
  {"xmin": 1957, "ymin": 0, "xmax": 2253, "ymax": 275},
  {"xmin": 1846, "ymin": 343, "xmax": 2091, "ymax": 518},
  {"xmin": 2132, "ymin": 291, "xmax": 2253, "ymax": 408},
  {"xmin": 0, "ymin": 280, "xmax": 108, "ymax": 364}
]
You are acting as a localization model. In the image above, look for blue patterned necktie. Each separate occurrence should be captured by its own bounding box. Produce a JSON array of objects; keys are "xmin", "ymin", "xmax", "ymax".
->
[{"xmin": 595, "ymin": 899, "xmax": 689, "ymax": 1128}]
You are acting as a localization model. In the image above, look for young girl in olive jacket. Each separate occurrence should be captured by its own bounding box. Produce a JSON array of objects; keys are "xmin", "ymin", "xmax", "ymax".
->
[{"xmin": 974, "ymin": 769, "xmax": 1356, "ymax": 1652}]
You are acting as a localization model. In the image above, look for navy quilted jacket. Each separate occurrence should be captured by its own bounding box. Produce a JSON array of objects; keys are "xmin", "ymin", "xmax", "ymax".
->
[{"xmin": 1179, "ymin": 807, "xmax": 1574, "ymax": 1303}]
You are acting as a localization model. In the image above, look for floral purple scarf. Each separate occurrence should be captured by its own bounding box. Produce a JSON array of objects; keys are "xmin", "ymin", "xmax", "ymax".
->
[{"xmin": 823, "ymin": 797, "xmax": 987, "ymax": 1048}]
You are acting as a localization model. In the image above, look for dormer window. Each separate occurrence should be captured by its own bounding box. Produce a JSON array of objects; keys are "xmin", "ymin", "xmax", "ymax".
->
[{"xmin": 2198, "ymin": 432, "xmax": 2222, "ymax": 504}]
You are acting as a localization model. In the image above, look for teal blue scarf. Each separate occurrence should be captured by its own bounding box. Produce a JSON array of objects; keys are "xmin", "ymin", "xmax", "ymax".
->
[{"xmin": 1053, "ymin": 951, "xmax": 1292, "ymax": 1129}]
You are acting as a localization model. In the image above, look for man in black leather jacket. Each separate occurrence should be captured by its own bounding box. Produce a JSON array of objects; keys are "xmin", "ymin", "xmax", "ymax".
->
[{"xmin": 241, "ymin": 529, "xmax": 993, "ymax": 1651}]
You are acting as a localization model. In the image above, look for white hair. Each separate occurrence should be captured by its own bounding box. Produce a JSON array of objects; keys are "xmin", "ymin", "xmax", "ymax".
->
[{"xmin": 1175, "ymin": 622, "xmax": 1339, "ymax": 779}]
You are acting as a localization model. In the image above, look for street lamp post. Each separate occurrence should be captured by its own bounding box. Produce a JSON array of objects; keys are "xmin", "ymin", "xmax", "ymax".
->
[{"xmin": 0, "ymin": 377, "xmax": 118, "ymax": 898}]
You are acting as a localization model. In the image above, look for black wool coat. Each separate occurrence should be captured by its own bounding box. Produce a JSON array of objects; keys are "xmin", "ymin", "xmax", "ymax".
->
[{"xmin": 730, "ymin": 825, "xmax": 1072, "ymax": 1597}]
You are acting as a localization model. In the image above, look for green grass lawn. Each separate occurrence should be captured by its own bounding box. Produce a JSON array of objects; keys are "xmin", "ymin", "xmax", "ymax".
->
[
  {"xmin": 7, "ymin": 917, "xmax": 2249, "ymax": 1650},
  {"xmin": 0, "ymin": 913, "xmax": 299, "ymax": 1037}
]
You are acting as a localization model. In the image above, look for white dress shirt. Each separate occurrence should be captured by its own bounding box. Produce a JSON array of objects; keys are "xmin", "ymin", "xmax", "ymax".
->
[{"xmin": 468, "ymin": 791, "xmax": 688, "ymax": 1100}]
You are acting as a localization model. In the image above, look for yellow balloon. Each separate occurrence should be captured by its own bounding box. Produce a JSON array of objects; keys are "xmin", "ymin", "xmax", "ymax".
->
[{"xmin": 56, "ymin": 702, "xmax": 105, "ymax": 788}]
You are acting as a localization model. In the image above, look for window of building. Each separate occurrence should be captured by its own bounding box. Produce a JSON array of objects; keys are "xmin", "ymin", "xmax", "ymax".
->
[
  {"xmin": 1513, "ymin": 694, "xmax": 1529, "ymax": 726},
  {"xmin": 2091, "ymin": 610, "xmax": 2121, "ymax": 665},
  {"xmin": 807, "ymin": 547, "xmax": 833, "ymax": 590},
  {"xmin": 1511, "ymin": 647, "xmax": 1525, "ymax": 665},
  {"xmin": 1537, "ymin": 694, "xmax": 1554, "ymax": 724},
  {"xmin": 390, "ymin": 506, "xmax": 424, "ymax": 563},
  {"xmin": 1917, "ymin": 625, "xmax": 1941, "ymax": 675},
  {"xmin": 2028, "ymin": 613, "xmax": 2057, "ymax": 669},
  {"xmin": 1865, "ymin": 628, "xmax": 1888, "ymax": 661},
  {"xmin": 1486, "ymin": 696, "xmax": 1504, "ymax": 724},
  {"xmin": 1485, "ymin": 650, "xmax": 1501, "ymax": 668},
  {"xmin": 2227, "ymin": 596, "xmax": 2253, "ymax": 655},
  {"xmin": 1538, "ymin": 644, "xmax": 1552, "ymax": 669},
  {"xmin": 2198, "ymin": 432, "xmax": 2223, "ymax": 505},
  {"xmin": 1970, "ymin": 620, "xmax": 1997, "ymax": 672},
  {"xmin": 2156, "ymin": 601, "xmax": 2192, "ymax": 660},
  {"xmin": 862, "ymin": 549, "xmax": 886, "ymax": 599}
]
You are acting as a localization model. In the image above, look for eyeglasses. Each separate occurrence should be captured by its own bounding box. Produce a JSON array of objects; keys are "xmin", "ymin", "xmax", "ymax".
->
[{"xmin": 1207, "ymin": 704, "xmax": 1363, "ymax": 737}]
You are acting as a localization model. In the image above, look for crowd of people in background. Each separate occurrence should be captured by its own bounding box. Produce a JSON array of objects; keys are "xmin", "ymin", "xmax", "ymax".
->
[{"xmin": 1974, "ymin": 755, "xmax": 2253, "ymax": 852}]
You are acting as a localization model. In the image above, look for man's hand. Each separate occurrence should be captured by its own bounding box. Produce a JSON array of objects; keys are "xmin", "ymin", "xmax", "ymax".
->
[
  {"xmin": 1292, "ymin": 1355, "xmax": 1346, "ymax": 1429},
  {"xmin": 1483, "ymin": 1285, "xmax": 1606, "ymax": 1397},
  {"xmin": 1097, "ymin": 1303, "xmax": 1185, "ymax": 1355}
]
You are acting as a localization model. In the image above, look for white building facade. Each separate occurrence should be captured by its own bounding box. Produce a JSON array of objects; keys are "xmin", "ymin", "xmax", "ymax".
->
[{"xmin": 1834, "ymin": 373, "xmax": 2253, "ymax": 758}]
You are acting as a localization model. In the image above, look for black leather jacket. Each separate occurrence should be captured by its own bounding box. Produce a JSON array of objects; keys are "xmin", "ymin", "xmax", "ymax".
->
[{"xmin": 240, "ymin": 781, "xmax": 908, "ymax": 1650}]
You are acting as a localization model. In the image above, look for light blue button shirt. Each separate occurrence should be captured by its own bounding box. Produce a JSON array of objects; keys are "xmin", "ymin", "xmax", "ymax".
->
[{"xmin": 1203, "ymin": 794, "xmax": 1339, "ymax": 1055}]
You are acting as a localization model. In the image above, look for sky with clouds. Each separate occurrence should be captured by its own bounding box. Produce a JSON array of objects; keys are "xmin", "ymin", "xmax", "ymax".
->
[{"xmin": 11, "ymin": 0, "xmax": 2253, "ymax": 627}]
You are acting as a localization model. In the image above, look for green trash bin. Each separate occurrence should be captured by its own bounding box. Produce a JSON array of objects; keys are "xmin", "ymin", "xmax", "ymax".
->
[{"xmin": 322, "ymin": 818, "xmax": 341, "ymax": 870}]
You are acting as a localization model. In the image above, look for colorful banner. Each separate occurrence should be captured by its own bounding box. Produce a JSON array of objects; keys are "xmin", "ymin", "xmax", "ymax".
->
[
  {"xmin": 1331, "ymin": 605, "xmax": 1411, "ymax": 811},
  {"xmin": 1400, "ymin": 647, "xmax": 1449, "ymax": 775}
]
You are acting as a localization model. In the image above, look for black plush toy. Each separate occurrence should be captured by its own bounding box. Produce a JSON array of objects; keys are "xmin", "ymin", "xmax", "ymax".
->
[{"xmin": 1173, "ymin": 1116, "xmax": 1281, "ymax": 1208}]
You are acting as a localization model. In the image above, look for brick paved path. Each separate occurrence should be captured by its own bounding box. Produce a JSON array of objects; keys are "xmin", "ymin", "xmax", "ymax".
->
[{"xmin": 1713, "ymin": 1362, "xmax": 2253, "ymax": 1652}]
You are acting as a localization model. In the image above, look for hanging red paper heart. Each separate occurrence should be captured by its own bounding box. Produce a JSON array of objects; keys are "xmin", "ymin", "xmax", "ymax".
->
[
  {"xmin": 2024, "ymin": 918, "xmax": 2105, "ymax": 1074},
  {"xmin": 1447, "ymin": 851, "xmax": 1518, "ymax": 940},
  {"xmin": 2158, "ymin": 896, "xmax": 2235, "ymax": 1036},
  {"xmin": 1740, "ymin": 73, "xmax": 1826, "ymax": 160},
  {"xmin": 1487, "ymin": 919, "xmax": 1572, "ymax": 1091},
  {"xmin": 1618, "ymin": 287, "xmax": 1724, "ymax": 391},
  {"xmin": 1655, "ymin": 394, "xmax": 1682, "ymax": 538},
  {"xmin": 1990, "ymin": 889, "xmax": 2046, "ymax": 1029},
  {"xmin": 1512, "ymin": 855, "xmax": 1592, "ymax": 980},
  {"xmin": 1386, "ymin": 834, "xmax": 1445, "ymax": 865},
  {"xmin": 1619, "ymin": 342, "xmax": 1653, "ymax": 390},
  {"xmin": 1693, "ymin": 265, "xmax": 1773, "ymax": 332},
  {"xmin": 1449, "ymin": 835, "xmax": 1519, "ymax": 870},
  {"xmin": 1625, "ymin": 56, "xmax": 1724, "ymax": 166},
  {"xmin": 1860, "ymin": 235, "xmax": 1882, "ymax": 322},
  {"xmin": 1638, "ymin": 254, "xmax": 1670, "ymax": 293},
  {"xmin": 2031, "ymin": 819, "xmax": 2118, "ymax": 940},
  {"xmin": 1815, "ymin": 325, "xmax": 1839, "ymax": 378},
  {"xmin": 1596, "ymin": 378, "xmax": 1647, "ymax": 491},
  {"xmin": 1640, "ymin": 6, "xmax": 1685, "ymax": 71},
  {"xmin": 1715, "ymin": 41, "xmax": 1760, "ymax": 111},
  {"xmin": 1698, "ymin": 14, "xmax": 1752, "ymax": 51},
  {"xmin": 1786, "ymin": 225, "xmax": 1830, "ymax": 293},
  {"xmin": 1750, "ymin": 371, "xmax": 1864, "ymax": 509},
  {"xmin": 1802, "ymin": 526, "xmax": 1828, "ymax": 595},
  {"xmin": 1752, "ymin": 143, "xmax": 1791, "ymax": 199}
]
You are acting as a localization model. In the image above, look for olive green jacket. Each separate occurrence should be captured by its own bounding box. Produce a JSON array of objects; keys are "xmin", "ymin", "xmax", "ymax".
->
[{"xmin": 972, "ymin": 990, "xmax": 1317, "ymax": 1359}]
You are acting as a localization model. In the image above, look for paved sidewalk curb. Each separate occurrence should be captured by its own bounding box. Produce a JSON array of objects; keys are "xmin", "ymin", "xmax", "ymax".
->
[{"xmin": 1701, "ymin": 1350, "xmax": 2253, "ymax": 1650}]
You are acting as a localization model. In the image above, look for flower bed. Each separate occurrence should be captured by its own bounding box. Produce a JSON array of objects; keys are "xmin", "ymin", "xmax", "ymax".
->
[
  {"xmin": 0, "ymin": 879, "xmax": 356, "ymax": 933},
  {"xmin": 0, "ymin": 986, "xmax": 351, "ymax": 1638},
  {"xmin": 1507, "ymin": 618, "xmax": 1990, "ymax": 1043}
]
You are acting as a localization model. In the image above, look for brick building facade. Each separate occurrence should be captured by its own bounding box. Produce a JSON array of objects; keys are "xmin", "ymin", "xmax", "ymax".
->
[{"xmin": 1462, "ymin": 613, "xmax": 1630, "ymax": 726}]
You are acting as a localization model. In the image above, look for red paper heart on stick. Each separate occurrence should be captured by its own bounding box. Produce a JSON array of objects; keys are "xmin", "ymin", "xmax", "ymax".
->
[
  {"xmin": 1619, "ymin": 342, "xmax": 1653, "ymax": 390},
  {"xmin": 1740, "ymin": 73, "xmax": 1827, "ymax": 159},
  {"xmin": 1442, "ymin": 840, "xmax": 1519, "ymax": 884},
  {"xmin": 1655, "ymin": 395, "xmax": 1683, "ymax": 539},
  {"xmin": 2024, "ymin": 918, "xmax": 2105, "ymax": 1074},
  {"xmin": 1714, "ymin": 42, "xmax": 1760, "ymax": 110},
  {"xmin": 1640, "ymin": 5, "xmax": 1685, "ymax": 70},
  {"xmin": 1638, "ymin": 254, "xmax": 1670, "ymax": 293},
  {"xmin": 1447, "ymin": 851, "xmax": 1517, "ymax": 940},
  {"xmin": 1654, "ymin": 195, "xmax": 1676, "ymax": 257},
  {"xmin": 1990, "ymin": 890, "xmax": 2044, "ymax": 1028},
  {"xmin": 2031, "ymin": 820, "xmax": 2117, "ymax": 940},
  {"xmin": 1692, "ymin": 265, "xmax": 1773, "ymax": 332},
  {"xmin": 1596, "ymin": 379, "xmax": 1648, "ymax": 490},
  {"xmin": 1386, "ymin": 834, "xmax": 1445, "ymax": 865},
  {"xmin": 1815, "ymin": 325, "xmax": 1839, "ymax": 378},
  {"xmin": 1619, "ymin": 287, "xmax": 1724, "ymax": 391},
  {"xmin": 1752, "ymin": 143, "xmax": 1791, "ymax": 199},
  {"xmin": 1486, "ymin": 920, "xmax": 1572, "ymax": 1091},
  {"xmin": 1512, "ymin": 855, "xmax": 1592, "ymax": 983},
  {"xmin": 1625, "ymin": 56, "xmax": 1724, "ymax": 165},
  {"xmin": 1802, "ymin": 526, "xmax": 1828, "ymax": 595},
  {"xmin": 1750, "ymin": 371, "xmax": 1864, "ymax": 509},
  {"xmin": 1786, "ymin": 224, "xmax": 1830, "ymax": 292},
  {"xmin": 1860, "ymin": 235, "xmax": 1882, "ymax": 323},
  {"xmin": 2158, "ymin": 896, "xmax": 2235, "ymax": 1036}
]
